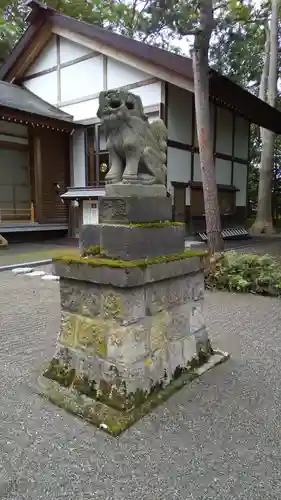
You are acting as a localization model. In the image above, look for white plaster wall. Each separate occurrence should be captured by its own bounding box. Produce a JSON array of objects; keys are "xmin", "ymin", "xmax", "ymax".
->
[
  {"xmin": 72, "ymin": 129, "xmax": 86, "ymax": 187},
  {"xmin": 234, "ymin": 116, "xmax": 249, "ymax": 160},
  {"xmin": 60, "ymin": 56, "xmax": 104, "ymax": 102},
  {"xmin": 60, "ymin": 98, "xmax": 99, "ymax": 121},
  {"xmin": 59, "ymin": 83, "xmax": 160, "ymax": 122},
  {"xmin": 233, "ymin": 162, "xmax": 247, "ymax": 206},
  {"xmin": 193, "ymin": 153, "xmax": 232, "ymax": 185},
  {"xmin": 194, "ymin": 102, "xmax": 214, "ymax": 147},
  {"xmin": 215, "ymin": 158, "xmax": 232, "ymax": 185},
  {"xmin": 216, "ymin": 106, "xmax": 233, "ymax": 155},
  {"xmin": 59, "ymin": 37, "xmax": 93, "ymax": 64},
  {"xmin": 167, "ymin": 84, "xmax": 193, "ymax": 144},
  {"xmin": 167, "ymin": 147, "xmax": 191, "ymax": 203},
  {"xmin": 107, "ymin": 58, "xmax": 153, "ymax": 88},
  {"xmin": 25, "ymin": 35, "xmax": 57, "ymax": 76},
  {"xmin": 129, "ymin": 82, "xmax": 161, "ymax": 107},
  {"xmin": 23, "ymin": 72, "xmax": 57, "ymax": 105}
]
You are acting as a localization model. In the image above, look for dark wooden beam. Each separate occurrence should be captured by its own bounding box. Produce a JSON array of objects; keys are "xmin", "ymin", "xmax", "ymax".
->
[{"xmin": 0, "ymin": 106, "xmax": 78, "ymax": 131}]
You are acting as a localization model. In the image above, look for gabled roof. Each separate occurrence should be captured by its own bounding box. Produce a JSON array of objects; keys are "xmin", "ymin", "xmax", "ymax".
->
[
  {"xmin": 1, "ymin": 0, "xmax": 281, "ymax": 134},
  {"xmin": 0, "ymin": 80, "xmax": 73, "ymax": 123}
]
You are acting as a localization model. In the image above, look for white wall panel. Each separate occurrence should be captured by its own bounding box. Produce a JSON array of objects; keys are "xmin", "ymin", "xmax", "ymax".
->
[
  {"xmin": 107, "ymin": 57, "xmax": 152, "ymax": 89},
  {"xmin": 60, "ymin": 98, "xmax": 99, "ymax": 121},
  {"xmin": 60, "ymin": 56, "xmax": 104, "ymax": 102},
  {"xmin": 193, "ymin": 153, "xmax": 201, "ymax": 182},
  {"xmin": 233, "ymin": 162, "xmax": 247, "ymax": 206},
  {"xmin": 193, "ymin": 154, "xmax": 232, "ymax": 185},
  {"xmin": 167, "ymin": 147, "xmax": 191, "ymax": 203},
  {"xmin": 23, "ymin": 72, "xmax": 57, "ymax": 105},
  {"xmin": 59, "ymin": 36, "xmax": 93, "ymax": 64},
  {"xmin": 216, "ymin": 106, "xmax": 233, "ymax": 155},
  {"xmin": 26, "ymin": 35, "xmax": 57, "ymax": 76},
  {"xmin": 234, "ymin": 116, "xmax": 249, "ymax": 160},
  {"xmin": 194, "ymin": 102, "xmax": 214, "ymax": 147},
  {"xmin": 0, "ymin": 122, "xmax": 27, "ymax": 137},
  {"xmin": 129, "ymin": 82, "xmax": 161, "ymax": 107},
  {"xmin": 215, "ymin": 158, "xmax": 231, "ymax": 185},
  {"xmin": 167, "ymin": 84, "xmax": 193, "ymax": 144},
  {"xmin": 72, "ymin": 129, "xmax": 86, "ymax": 187}
]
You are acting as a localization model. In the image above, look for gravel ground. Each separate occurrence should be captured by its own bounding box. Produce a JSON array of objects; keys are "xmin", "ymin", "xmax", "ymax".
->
[{"xmin": 1, "ymin": 267, "xmax": 281, "ymax": 499}]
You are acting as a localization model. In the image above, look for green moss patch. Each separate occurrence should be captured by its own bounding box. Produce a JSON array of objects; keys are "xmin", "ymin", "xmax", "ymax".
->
[
  {"xmin": 44, "ymin": 358, "xmax": 75, "ymax": 387},
  {"xmin": 53, "ymin": 248, "xmax": 208, "ymax": 269},
  {"xmin": 128, "ymin": 221, "xmax": 184, "ymax": 228},
  {"xmin": 38, "ymin": 349, "xmax": 228, "ymax": 437},
  {"xmin": 82, "ymin": 245, "xmax": 101, "ymax": 257}
]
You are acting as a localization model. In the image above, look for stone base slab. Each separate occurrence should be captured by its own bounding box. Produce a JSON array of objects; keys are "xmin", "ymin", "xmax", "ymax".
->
[
  {"xmin": 79, "ymin": 222, "xmax": 185, "ymax": 260},
  {"xmin": 53, "ymin": 254, "xmax": 204, "ymax": 288},
  {"xmin": 80, "ymin": 223, "xmax": 185, "ymax": 261},
  {"xmin": 105, "ymin": 183, "xmax": 166, "ymax": 198},
  {"xmin": 99, "ymin": 196, "xmax": 172, "ymax": 224},
  {"xmin": 37, "ymin": 350, "xmax": 229, "ymax": 437},
  {"xmin": 101, "ymin": 223, "xmax": 185, "ymax": 260}
]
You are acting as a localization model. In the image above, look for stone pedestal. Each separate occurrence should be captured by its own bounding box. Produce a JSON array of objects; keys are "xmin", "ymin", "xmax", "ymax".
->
[{"xmin": 38, "ymin": 194, "xmax": 229, "ymax": 436}]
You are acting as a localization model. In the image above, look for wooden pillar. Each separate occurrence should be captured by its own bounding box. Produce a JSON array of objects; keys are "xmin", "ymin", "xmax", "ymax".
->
[{"xmin": 33, "ymin": 132, "xmax": 44, "ymax": 223}]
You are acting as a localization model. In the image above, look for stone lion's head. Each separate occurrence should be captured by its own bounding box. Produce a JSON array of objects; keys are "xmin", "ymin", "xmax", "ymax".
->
[{"xmin": 97, "ymin": 89, "xmax": 147, "ymax": 128}]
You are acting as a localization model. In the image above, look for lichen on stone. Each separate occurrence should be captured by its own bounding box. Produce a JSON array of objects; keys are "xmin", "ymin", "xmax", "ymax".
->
[
  {"xmin": 43, "ymin": 358, "xmax": 75, "ymax": 387},
  {"xmin": 128, "ymin": 221, "xmax": 184, "ymax": 228},
  {"xmin": 102, "ymin": 292, "xmax": 124, "ymax": 320}
]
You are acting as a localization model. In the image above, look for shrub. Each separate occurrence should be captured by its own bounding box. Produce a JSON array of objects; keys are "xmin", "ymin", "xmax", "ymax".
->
[{"xmin": 205, "ymin": 251, "xmax": 281, "ymax": 296}]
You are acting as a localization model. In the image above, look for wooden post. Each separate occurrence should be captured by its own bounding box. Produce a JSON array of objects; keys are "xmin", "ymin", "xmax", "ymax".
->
[
  {"xmin": 33, "ymin": 133, "xmax": 44, "ymax": 223},
  {"xmin": 30, "ymin": 202, "xmax": 35, "ymax": 223}
]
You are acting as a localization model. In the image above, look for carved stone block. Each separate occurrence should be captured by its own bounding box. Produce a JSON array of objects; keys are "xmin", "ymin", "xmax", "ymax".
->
[
  {"xmin": 99, "ymin": 196, "xmax": 172, "ymax": 224},
  {"xmin": 100, "ymin": 223, "xmax": 185, "ymax": 260}
]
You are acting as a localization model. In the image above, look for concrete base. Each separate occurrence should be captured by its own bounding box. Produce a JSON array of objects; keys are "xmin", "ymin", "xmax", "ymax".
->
[
  {"xmin": 37, "ymin": 350, "xmax": 229, "ymax": 436},
  {"xmin": 105, "ymin": 183, "xmax": 166, "ymax": 198}
]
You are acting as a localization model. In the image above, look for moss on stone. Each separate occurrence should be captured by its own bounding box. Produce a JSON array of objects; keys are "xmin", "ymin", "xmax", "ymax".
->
[
  {"xmin": 73, "ymin": 375, "xmax": 97, "ymax": 399},
  {"xmin": 128, "ymin": 221, "xmax": 184, "ymax": 228},
  {"xmin": 53, "ymin": 248, "xmax": 207, "ymax": 269},
  {"xmin": 38, "ymin": 353, "xmax": 214, "ymax": 437},
  {"xmin": 43, "ymin": 358, "xmax": 75, "ymax": 387},
  {"xmin": 75, "ymin": 315, "xmax": 107, "ymax": 357},
  {"xmin": 81, "ymin": 245, "xmax": 101, "ymax": 257},
  {"xmin": 103, "ymin": 293, "xmax": 124, "ymax": 320}
]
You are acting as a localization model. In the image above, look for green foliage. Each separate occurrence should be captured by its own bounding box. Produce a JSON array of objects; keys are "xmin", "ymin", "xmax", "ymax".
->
[{"xmin": 206, "ymin": 251, "xmax": 281, "ymax": 296}]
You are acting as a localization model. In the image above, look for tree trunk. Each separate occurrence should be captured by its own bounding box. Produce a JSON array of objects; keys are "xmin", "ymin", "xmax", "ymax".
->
[
  {"xmin": 258, "ymin": 23, "xmax": 270, "ymax": 144},
  {"xmin": 192, "ymin": 0, "xmax": 223, "ymax": 254},
  {"xmin": 251, "ymin": 1, "xmax": 279, "ymax": 235}
]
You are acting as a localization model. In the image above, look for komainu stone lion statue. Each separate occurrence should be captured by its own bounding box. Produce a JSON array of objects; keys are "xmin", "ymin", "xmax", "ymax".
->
[{"xmin": 97, "ymin": 89, "xmax": 168, "ymax": 185}]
